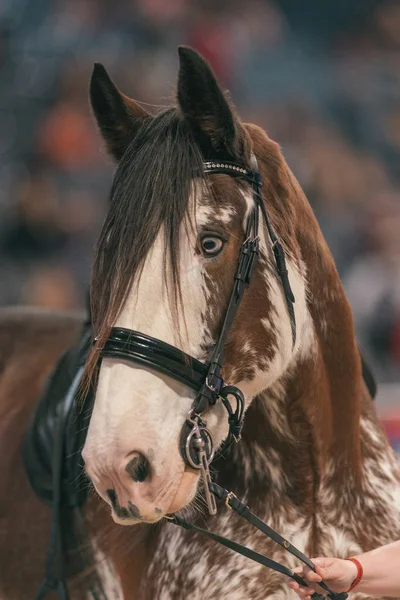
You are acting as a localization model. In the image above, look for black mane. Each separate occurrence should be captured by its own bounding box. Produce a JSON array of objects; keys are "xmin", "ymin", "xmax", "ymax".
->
[{"xmin": 90, "ymin": 108, "xmax": 204, "ymax": 346}]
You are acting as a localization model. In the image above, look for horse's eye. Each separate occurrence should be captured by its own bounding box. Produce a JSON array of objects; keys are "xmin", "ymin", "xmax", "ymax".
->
[{"xmin": 200, "ymin": 236, "xmax": 224, "ymax": 257}]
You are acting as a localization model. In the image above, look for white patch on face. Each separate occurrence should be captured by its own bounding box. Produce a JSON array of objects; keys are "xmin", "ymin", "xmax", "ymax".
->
[
  {"xmin": 83, "ymin": 192, "xmax": 213, "ymax": 516},
  {"xmin": 240, "ymin": 187, "xmax": 254, "ymax": 229},
  {"xmin": 216, "ymin": 205, "xmax": 236, "ymax": 224},
  {"xmin": 83, "ymin": 182, "xmax": 248, "ymax": 516},
  {"xmin": 197, "ymin": 188, "xmax": 237, "ymax": 228},
  {"xmin": 195, "ymin": 182, "xmax": 214, "ymax": 228}
]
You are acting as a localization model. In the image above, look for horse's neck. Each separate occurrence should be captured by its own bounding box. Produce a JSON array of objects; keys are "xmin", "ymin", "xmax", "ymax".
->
[{"xmin": 218, "ymin": 292, "xmax": 364, "ymax": 519}]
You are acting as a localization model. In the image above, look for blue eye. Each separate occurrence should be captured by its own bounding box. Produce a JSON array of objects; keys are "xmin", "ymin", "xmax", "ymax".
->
[{"xmin": 201, "ymin": 236, "xmax": 224, "ymax": 257}]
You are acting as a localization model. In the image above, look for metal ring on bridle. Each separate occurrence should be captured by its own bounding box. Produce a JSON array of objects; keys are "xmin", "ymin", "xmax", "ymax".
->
[{"xmin": 184, "ymin": 423, "xmax": 215, "ymax": 470}]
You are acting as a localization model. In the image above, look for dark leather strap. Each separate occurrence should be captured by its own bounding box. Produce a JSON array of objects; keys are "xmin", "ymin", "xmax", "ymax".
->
[
  {"xmin": 210, "ymin": 483, "xmax": 347, "ymax": 600},
  {"xmin": 24, "ymin": 328, "xmax": 93, "ymax": 507},
  {"xmin": 258, "ymin": 197, "xmax": 296, "ymax": 346},
  {"xmin": 101, "ymin": 328, "xmax": 208, "ymax": 391},
  {"xmin": 33, "ymin": 370, "xmax": 78, "ymax": 600},
  {"xmin": 194, "ymin": 203, "xmax": 260, "ymax": 414},
  {"xmin": 210, "ymin": 483, "xmax": 317, "ymax": 569},
  {"xmin": 169, "ymin": 514, "xmax": 316, "ymax": 587},
  {"xmin": 168, "ymin": 483, "xmax": 348, "ymax": 600},
  {"xmin": 168, "ymin": 516, "xmax": 328, "ymax": 599}
]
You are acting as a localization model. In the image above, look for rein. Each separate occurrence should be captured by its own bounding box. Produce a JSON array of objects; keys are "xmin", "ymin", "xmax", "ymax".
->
[
  {"xmin": 170, "ymin": 482, "xmax": 347, "ymax": 600},
  {"xmin": 99, "ymin": 158, "xmax": 347, "ymax": 600}
]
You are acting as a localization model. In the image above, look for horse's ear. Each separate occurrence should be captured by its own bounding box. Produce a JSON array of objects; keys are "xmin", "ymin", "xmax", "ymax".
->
[
  {"xmin": 90, "ymin": 63, "xmax": 150, "ymax": 161},
  {"xmin": 177, "ymin": 46, "xmax": 241, "ymax": 157}
]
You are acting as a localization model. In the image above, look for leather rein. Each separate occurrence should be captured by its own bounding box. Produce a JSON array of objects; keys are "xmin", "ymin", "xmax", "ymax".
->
[{"xmin": 99, "ymin": 158, "xmax": 348, "ymax": 600}]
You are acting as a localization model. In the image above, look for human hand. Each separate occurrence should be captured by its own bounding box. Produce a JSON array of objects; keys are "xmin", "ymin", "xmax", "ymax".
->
[{"xmin": 288, "ymin": 557, "xmax": 358, "ymax": 599}]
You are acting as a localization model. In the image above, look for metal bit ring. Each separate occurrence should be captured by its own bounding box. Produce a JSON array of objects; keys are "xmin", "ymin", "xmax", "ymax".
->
[{"xmin": 184, "ymin": 420, "xmax": 215, "ymax": 469}]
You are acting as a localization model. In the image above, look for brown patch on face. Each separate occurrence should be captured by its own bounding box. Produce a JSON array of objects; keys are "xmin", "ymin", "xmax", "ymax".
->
[
  {"xmin": 196, "ymin": 124, "xmax": 314, "ymax": 390},
  {"xmin": 198, "ymin": 174, "xmax": 278, "ymax": 386}
]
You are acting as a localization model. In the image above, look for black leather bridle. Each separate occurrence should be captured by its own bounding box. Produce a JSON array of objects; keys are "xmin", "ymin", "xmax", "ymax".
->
[
  {"xmin": 98, "ymin": 158, "xmax": 347, "ymax": 600},
  {"xmin": 101, "ymin": 158, "xmax": 296, "ymax": 453}
]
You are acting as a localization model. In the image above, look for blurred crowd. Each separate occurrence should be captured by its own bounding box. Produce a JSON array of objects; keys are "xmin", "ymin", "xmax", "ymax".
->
[{"xmin": 0, "ymin": 0, "xmax": 400, "ymax": 382}]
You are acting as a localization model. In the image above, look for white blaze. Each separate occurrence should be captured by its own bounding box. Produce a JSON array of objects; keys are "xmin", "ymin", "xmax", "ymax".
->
[{"xmin": 84, "ymin": 213, "xmax": 211, "ymax": 486}]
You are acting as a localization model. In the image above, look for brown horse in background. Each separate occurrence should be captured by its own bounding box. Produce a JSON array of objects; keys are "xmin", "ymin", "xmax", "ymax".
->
[{"xmin": 1, "ymin": 47, "xmax": 400, "ymax": 599}]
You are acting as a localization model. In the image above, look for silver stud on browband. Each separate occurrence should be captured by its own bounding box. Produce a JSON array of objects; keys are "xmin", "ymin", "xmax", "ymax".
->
[{"xmin": 205, "ymin": 162, "xmax": 248, "ymax": 175}]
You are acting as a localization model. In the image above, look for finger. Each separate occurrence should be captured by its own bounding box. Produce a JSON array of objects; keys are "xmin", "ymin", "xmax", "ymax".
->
[
  {"xmin": 288, "ymin": 581, "xmax": 299, "ymax": 590},
  {"xmin": 305, "ymin": 570, "xmax": 323, "ymax": 583},
  {"xmin": 308, "ymin": 559, "xmax": 326, "ymax": 580}
]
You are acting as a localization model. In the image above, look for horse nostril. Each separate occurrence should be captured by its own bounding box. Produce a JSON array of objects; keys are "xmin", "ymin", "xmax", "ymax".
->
[{"xmin": 125, "ymin": 453, "xmax": 150, "ymax": 483}]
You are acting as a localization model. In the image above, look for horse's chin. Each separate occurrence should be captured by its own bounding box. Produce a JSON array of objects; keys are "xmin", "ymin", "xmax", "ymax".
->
[
  {"xmin": 109, "ymin": 468, "xmax": 200, "ymax": 526},
  {"xmin": 111, "ymin": 513, "xmax": 142, "ymax": 526}
]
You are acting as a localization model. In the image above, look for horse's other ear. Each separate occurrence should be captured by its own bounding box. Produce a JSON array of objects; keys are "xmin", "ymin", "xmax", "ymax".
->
[
  {"xmin": 177, "ymin": 46, "xmax": 242, "ymax": 158},
  {"xmin": 90, "ymin": 63, "xmax": 150, "ymax": 161}
]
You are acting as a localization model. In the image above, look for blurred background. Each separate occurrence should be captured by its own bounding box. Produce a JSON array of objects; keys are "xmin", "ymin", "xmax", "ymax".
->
[{"xmin": 1, "ymin": 0, "xmax": 399, "ymax": 448}]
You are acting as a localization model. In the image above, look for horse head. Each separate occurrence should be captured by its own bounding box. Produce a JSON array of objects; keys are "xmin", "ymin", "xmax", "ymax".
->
[{"xmin": 82, "ymin": 47, "xmax": 344, "ymax": 525}]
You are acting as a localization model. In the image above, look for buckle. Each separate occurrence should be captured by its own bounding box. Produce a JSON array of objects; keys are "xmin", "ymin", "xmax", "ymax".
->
[
  {"xmin": 225, "ymin": 491, "xmax": 238, "ymax": 510},
  {"xmin": 206, "ymin": 373, "xmax": 221, "ymax": 393},
  {"xmin": 245, "ymin": 237, "xmax": 260, "ymax": 283},
  {"xmin": 205, "ymin": 364, "xmax": 223, "ymax": 395}
]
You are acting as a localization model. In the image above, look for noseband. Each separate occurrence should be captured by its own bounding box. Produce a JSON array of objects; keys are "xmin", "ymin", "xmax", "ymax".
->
[{"xmin": 98, "ymin": 159, "xmax": 346, "ymax": 600}]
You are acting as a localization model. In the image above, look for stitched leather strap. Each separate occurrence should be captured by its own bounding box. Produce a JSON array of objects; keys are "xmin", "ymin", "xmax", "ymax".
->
[
  {"xmin": 210, "ymin": 483, "xmax": 317, "ymax": 569},
  {"xmin": 167, "ymin": 484, "xmax": 348, "ymax": 600},
  {"xmin": 169, "ymin": 515, "xmax": 322, "ymax": 593},
  {"xmin": 101, "ymin": 328, "xmax": 208, "ymax": 391}
]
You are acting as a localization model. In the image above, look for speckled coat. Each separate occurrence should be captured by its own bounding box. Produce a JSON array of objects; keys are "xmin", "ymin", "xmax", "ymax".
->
[{"xmin": 1, "ymin": 46, "xmax": 400, "ymax": 600}]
